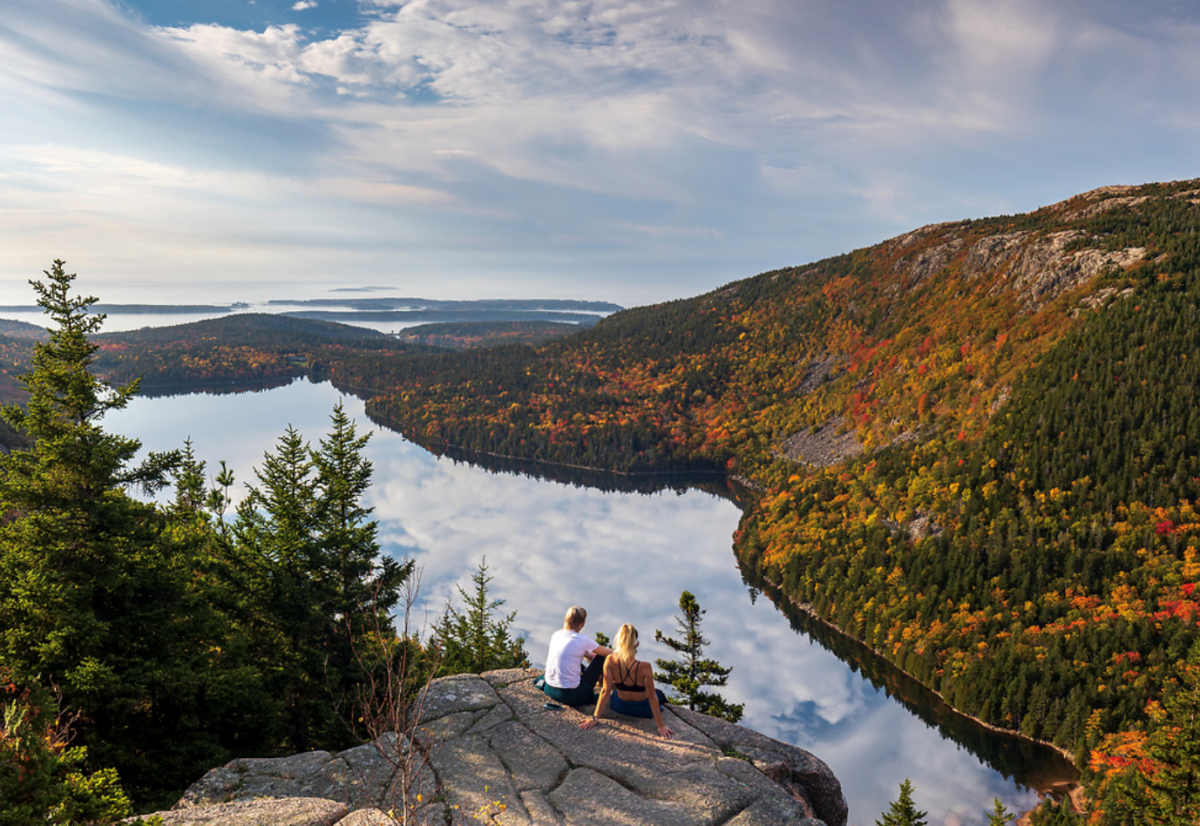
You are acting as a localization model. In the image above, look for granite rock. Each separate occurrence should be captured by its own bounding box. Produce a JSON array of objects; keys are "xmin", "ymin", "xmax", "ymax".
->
[{"xmin": 142, "ymin": 669, "xmax": 846, "ymax": 826}]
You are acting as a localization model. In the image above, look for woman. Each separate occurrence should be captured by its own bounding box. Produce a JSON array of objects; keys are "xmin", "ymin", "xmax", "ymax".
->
[{"xmin": 579, "ymin": 623, "xmax": 674, "ymax": 739}]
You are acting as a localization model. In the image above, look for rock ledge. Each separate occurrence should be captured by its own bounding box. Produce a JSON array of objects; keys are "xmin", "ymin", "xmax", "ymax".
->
[{"xmin": 143, "ymin": 669, "xmax": 846, "ymax": 826}]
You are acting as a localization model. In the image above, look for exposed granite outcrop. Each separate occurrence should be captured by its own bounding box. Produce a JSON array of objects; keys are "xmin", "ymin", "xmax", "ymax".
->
[
  {"xmin": 144, "ymin": 669, "xmax": 846, "ymax": 826},
  {"xmin": 777, "ymin": 418, "xmax": 863, "ymax": 467}
]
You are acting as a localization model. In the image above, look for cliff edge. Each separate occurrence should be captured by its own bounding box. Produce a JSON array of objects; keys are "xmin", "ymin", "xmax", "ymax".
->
[{"xmin": 141, "ymin": 669, "xmax": 847, "ymax": 826}]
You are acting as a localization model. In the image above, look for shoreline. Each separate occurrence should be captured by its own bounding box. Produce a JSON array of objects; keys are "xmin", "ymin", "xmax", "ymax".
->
[{"xmin": 765, "ymin": 576, "xmax": 1084, "ymax": 789}]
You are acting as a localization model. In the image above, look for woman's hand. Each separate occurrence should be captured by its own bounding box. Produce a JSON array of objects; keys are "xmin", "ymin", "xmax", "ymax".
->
[
  {"xmin": 579, "ymin": 717, "xmax": 598, "ymax": 730},
  {"xmin": 656, "ymin": 723, "xmax": 675, "ymax": 739}
]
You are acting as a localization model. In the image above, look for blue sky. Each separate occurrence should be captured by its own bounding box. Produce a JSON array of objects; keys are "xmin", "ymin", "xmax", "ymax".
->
[{"xmin": 3, "ymin": 0, "xmax": 1200, "ymax": 306}]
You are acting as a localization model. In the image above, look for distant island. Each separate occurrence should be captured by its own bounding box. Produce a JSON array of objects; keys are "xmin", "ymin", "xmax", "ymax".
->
[
  {"xmin": 0, "ymin": 298, "xmax": 624, "ymax": 328},
  {"xmin": 265, "ymin": 297, "xmax": 624, "ymax": 313},
  {"xmin": 272, "ymin": 297, "xmax": 622, "ymax": 326}
]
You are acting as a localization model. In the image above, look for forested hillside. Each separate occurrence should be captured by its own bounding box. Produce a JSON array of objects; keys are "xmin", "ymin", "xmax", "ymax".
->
[
  {"xmin": 394, "ymin": 319, "xmax": 590, "ymax": 350},
  {"xmin": 90, "ymin": 313, "xmax": 428, "ymax": 391},
  {"xmin": 312, "ymin": 180, "xmax": 1200, "ymax": 821}
]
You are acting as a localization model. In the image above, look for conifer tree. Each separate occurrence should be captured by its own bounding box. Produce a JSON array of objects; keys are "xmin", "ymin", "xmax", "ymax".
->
[
  {"xmin": 234, "ymin": 425, "xmax": 329, "ymax": 751},
  {"xmin": 654, "ymin": 590, "xmax": 744, "ymax": 723},
  {"xmin": 986, "ymin": 798, "xmax": 1014, "ymax": 826},
  {"xmin": 233, "ymin": 408, "xmax": 415, "ymax": 751},
  {"xmin": 312, "ymin": 402, "xmax": 411, "ymax": 638},
  {"xmin": 170, "ymin": 437, "xmax": 208, "ymax": 516},
  {"xmin": 0, "ymin": 261, "xmax": 240, "ymax": 798},
  {"xmin": 311, "ymin": 402, "xmax": 412, "ymax": 724},
  {"xmin": 876, "ymin": 779, "xmax": 928, "ymax": 826},
  {"xmin": 430, "ymin": 558, "xmax": 528, "ymax": 675}
]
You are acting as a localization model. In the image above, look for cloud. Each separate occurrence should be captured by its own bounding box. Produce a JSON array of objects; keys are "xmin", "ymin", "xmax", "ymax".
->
[
  {"xmin": 5, "ymin": 0, "xmax": 1200, "ymax": 305},
  {"xmin": 128, "ymin": 0, "xmax": 1200, "ymax": 212},
  {"xmin": 315, "ymin": 176, "xmax": 454, "ymax": 205},
  {"xmin": 293, "ymin": 0, "xmax": 318, "ymax": 9}
]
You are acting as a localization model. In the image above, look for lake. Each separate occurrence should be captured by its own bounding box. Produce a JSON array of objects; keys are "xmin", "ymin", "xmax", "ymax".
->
[{"xmin": 104, "ymin": 378, "xmax": 1076, "ymax": 826}]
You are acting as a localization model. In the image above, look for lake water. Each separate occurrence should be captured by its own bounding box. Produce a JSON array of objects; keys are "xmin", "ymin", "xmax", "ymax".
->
[{"xmin": 104, "ymin": 378, "xmax": 1075, "ymax": 826}]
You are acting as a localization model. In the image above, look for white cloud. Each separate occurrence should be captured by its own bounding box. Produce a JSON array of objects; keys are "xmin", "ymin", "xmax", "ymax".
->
[
  {"xmin": 5, "ymin": 0, "xmax": 1200, "ymax": 303},
  {"xmin": 293, "ymin": 0, "xmax": 318, "ymax": 9},
  {"xmin": 157, "ymin": 22, "xmax": 311, "ymax": 105}
]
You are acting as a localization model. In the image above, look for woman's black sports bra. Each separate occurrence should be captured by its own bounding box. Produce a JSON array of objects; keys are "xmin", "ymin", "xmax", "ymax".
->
[{"xmin": 613, "ymin": 658, "xmax": 646, "ymax": 693}]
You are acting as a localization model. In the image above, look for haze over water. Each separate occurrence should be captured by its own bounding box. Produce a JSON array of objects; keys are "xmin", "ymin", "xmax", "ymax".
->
[{"xmin": 105, "ymin": 378, "xmax": 1071, "ymax": 825}]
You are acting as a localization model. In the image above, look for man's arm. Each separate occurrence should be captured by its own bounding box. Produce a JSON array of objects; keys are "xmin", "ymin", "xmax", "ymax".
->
[{"xmin": 587, "ymin": 644, "xmax": 613, "ymax": 659}]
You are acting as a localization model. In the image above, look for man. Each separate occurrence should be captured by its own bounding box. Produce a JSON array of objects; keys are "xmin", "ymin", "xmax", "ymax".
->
[{"xmin": 541, "ymin": 605, "xmax": 613, "ymax": 706}]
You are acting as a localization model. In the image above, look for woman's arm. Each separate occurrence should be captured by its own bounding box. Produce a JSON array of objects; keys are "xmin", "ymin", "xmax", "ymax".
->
[
  {"xmin": 643, "ymin": 662, "xmax": 674, "ymax": 739},
  {"xmin": 579, "ymin": 658, "xmax": 614, "ymax": 730}
]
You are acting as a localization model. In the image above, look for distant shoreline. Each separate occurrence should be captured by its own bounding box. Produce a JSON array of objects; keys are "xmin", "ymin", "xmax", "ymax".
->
[{"xmin": 0, "ymin": 304, "xmax": 233, "ymax": 313}]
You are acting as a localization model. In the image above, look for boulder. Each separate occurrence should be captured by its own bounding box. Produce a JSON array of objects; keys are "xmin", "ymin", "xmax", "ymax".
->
[{"xmin": 144, "ymin": 669, "xmax": 846, "ymax": 826}]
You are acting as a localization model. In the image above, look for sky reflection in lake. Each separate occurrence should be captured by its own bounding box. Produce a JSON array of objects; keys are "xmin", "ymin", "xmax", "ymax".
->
[{"xmin": 106, "ymin": 379, "xmax": 1048, "ymax": 825}]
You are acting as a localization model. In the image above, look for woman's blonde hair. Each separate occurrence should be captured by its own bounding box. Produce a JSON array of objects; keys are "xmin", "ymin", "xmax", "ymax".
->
[{"xmin": 614, "ymin": 623, "xmax": 639, "ymax": 663}]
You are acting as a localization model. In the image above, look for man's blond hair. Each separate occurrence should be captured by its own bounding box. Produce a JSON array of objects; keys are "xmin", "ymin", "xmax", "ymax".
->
[{"xmin": 564, "ymin": 605, "xmax": 587, "ymax": 630}]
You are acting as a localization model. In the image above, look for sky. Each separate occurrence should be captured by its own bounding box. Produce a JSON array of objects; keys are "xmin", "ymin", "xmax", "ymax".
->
[{"xmin": 3, "ymin": 0, "xmax": 1200, "ymax": 307}]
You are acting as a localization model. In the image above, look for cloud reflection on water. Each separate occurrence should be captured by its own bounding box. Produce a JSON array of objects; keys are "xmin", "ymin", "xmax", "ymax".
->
[{"xmin": 105, "ymin": 379, "xmax": 1046, "ymax": 826}]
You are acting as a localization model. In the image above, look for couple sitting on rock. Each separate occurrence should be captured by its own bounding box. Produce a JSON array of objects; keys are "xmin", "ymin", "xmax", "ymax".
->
[{"xmin": 539, "ymin": 605, "xmax": 674, "ymax": 739}]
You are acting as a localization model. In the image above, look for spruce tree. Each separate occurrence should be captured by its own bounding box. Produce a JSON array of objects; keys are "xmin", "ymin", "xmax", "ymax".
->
[
  {"xmin": 233, "ymin": 407, "xmax": 415, "ymax": 752},
  {"xmin": 0, "ymin": 261, "xmax": 240, "ymax": 800},
  {"xmin": 430, "ymin": 558, "xmax": 528, "ymax": 675},
  {"xmin": 311, "ymin": 402, "xmax": 412, "ymax": 719},
  {"xmin": 234, "ymin": 425, "xmax": 328, "ymax": 752},
  {"xmin": 876, "ymin": 779, "xmax": 928, "ymax": 826},
  {"xmin": 986, "ymin": 798, "xmax": 1015, "ymax": 826},
  {"xmin": 312, "ymin": 401, "xmax": 411, "ymax": 638},
  {"xmin": 654, "ymin": 590, "xmax": 744, "ymax": 723}
]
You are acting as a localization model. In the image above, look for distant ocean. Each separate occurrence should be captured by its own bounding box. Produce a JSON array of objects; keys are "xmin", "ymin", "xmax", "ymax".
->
[{"xmin": 0, "ymin": 299, "xmax": 619, "ymax": 335}]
